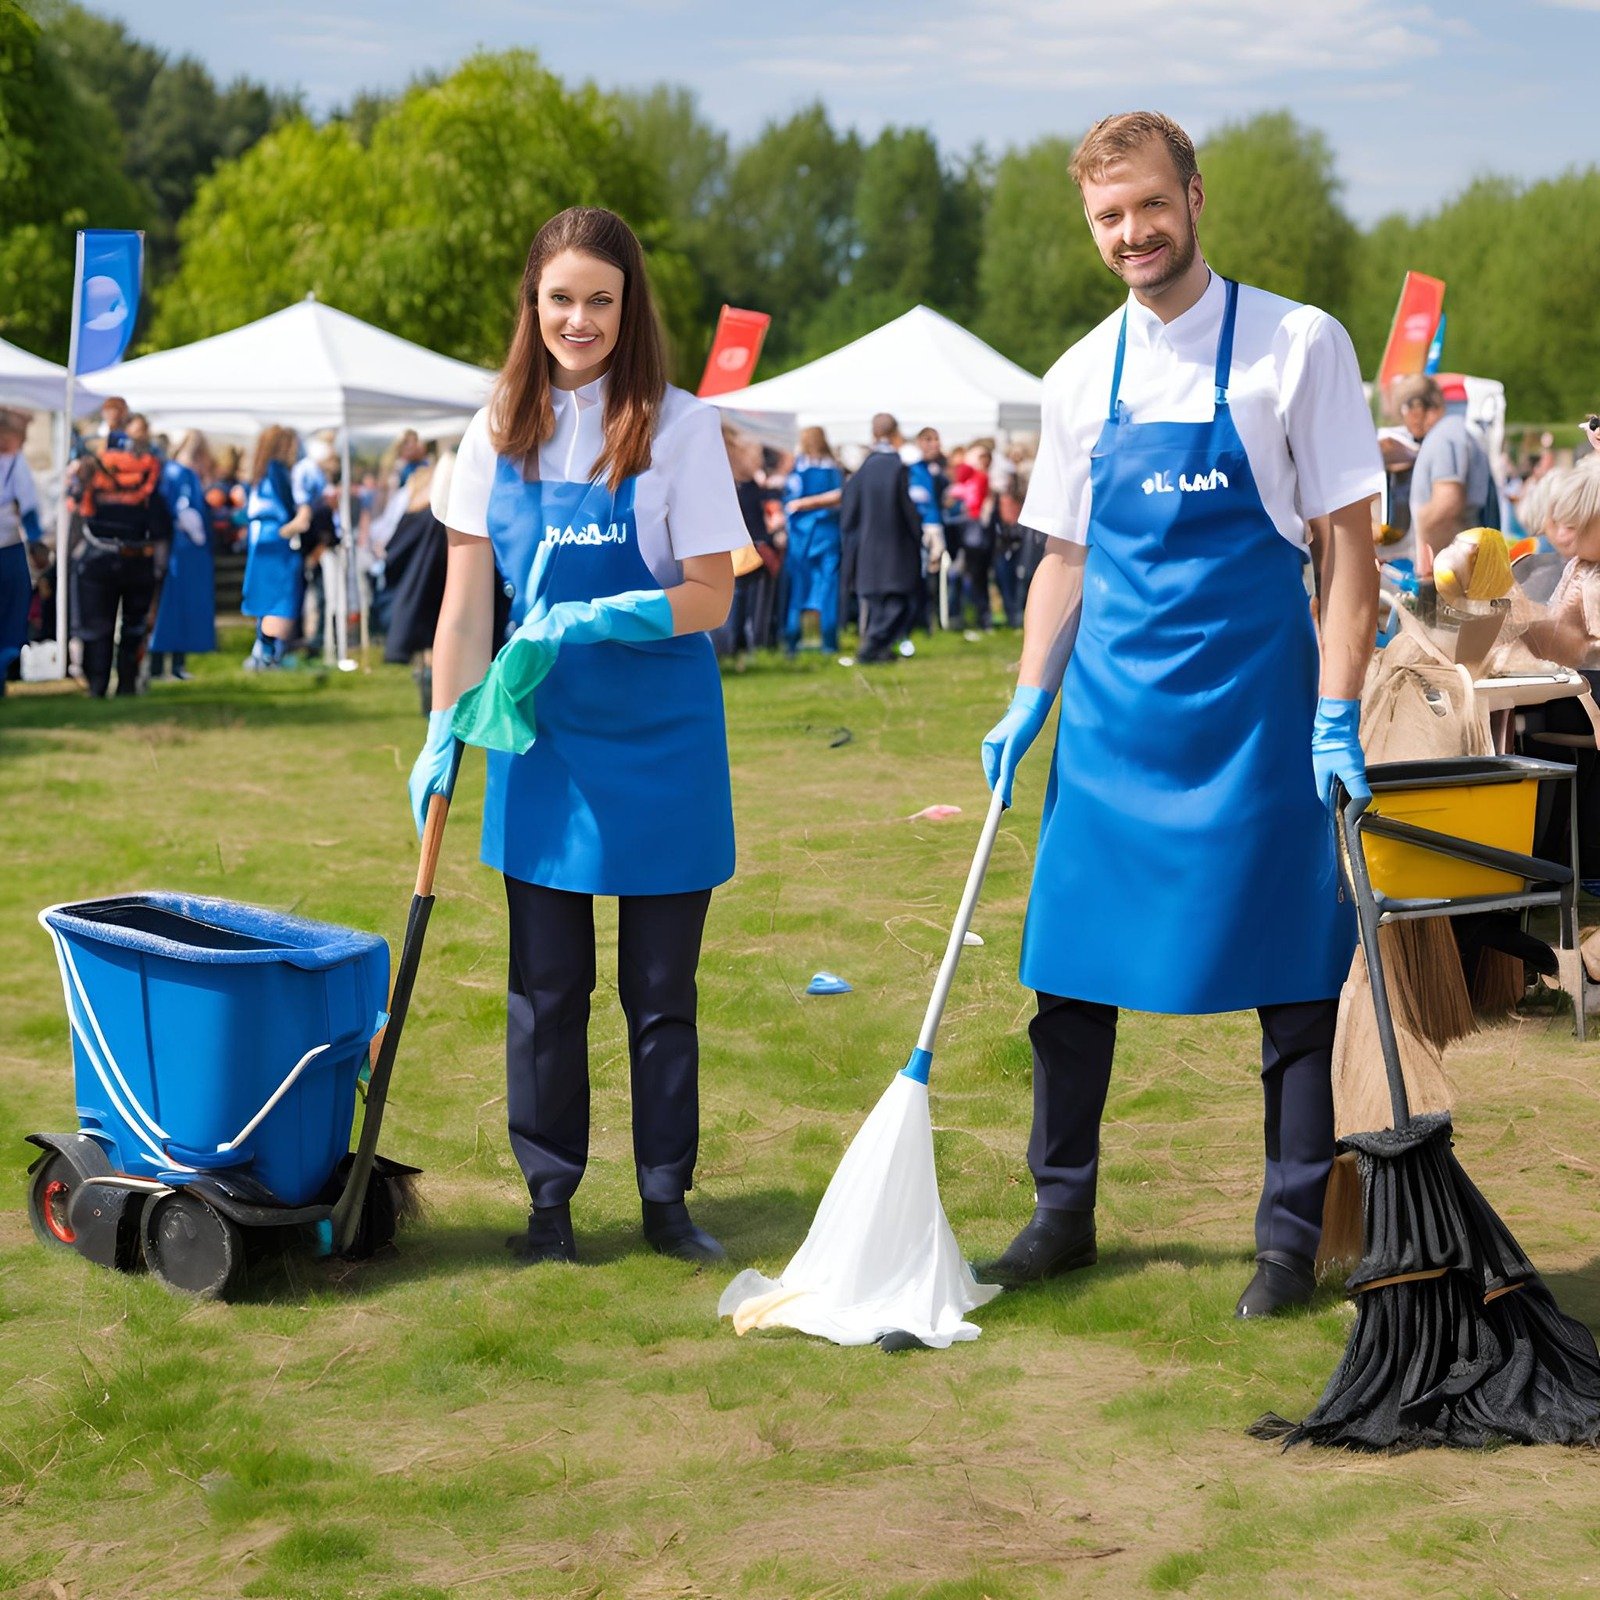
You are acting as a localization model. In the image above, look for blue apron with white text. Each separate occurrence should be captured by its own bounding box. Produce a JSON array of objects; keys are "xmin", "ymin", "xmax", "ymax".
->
[
  {"xmin": 151, "ymin": 460, "xmax": 217, "ymax": 653},
  {"xmin": 1019, "ymin": 280, "xmax": 1352, "ymax": 1012},
  {"xmin": 483, "ymin": 461, "xmax": 735, "ymax": 896},
  {"xmin": 241, "ymin": 468, "xmax": 301, "ymax": 622}
]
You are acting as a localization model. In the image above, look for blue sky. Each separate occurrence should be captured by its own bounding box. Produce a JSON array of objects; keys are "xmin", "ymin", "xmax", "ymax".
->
[{"xmin": 92, "ymin": 0, "xmax": 1598, "ymax": 222}]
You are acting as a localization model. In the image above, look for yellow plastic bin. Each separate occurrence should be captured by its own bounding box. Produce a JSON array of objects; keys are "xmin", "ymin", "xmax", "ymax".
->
[{"xmin": 1362, "ymin": 757, "xmax": 1552, "ymax": 900}]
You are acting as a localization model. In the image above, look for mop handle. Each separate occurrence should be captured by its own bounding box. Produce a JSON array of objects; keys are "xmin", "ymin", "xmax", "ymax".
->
[
  {"xmin": 416, "ymin": 791, "xmax": 450, "ymax": 898},
  {"xmin": 915, "ymin": 787, "xmax": 1008, "ymax": 1055}
]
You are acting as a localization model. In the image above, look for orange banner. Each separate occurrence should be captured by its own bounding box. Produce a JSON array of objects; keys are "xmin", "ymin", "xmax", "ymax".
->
[
  {"xmin": 697, "ymin": 306, "xmax": 771, "ymax": 398},
  {"xmin": 1377, "ymin": 272, "xmax": 1446, "ymax": 395}
]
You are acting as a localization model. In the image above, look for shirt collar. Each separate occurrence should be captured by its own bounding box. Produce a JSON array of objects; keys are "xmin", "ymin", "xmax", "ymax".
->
[
  {"xmin": 551, "ymin": 373, "xmax": 608, "ymax": 414},
  {"xmin": 871, "ymin": 440, "xmax": 898, "ymax": 453},
  {"xmin": 1124, "ymin": 265, "xmax": 1221, "ymax": 356}
]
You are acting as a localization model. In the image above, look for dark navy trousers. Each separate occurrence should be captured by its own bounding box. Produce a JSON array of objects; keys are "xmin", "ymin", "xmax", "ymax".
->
[
  {"xmin": 504, "ymin": 877, "xmax": 711, "ymax": 1209},
  {"xmin": 1027, "ymin": 992, "xmax": 1338, "ymax": 1262}
]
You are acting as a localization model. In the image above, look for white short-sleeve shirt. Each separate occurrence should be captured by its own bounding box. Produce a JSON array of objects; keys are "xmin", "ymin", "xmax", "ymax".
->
[
  {"xmin": 439, "ymin": 378, "xmax": 751, "ymax": 587},
  {"xmin": 1021, "ymin": 270, "xmax": 1383, "ymax": 552},
  {"xmin": 0, "ymin": 450, "xmax": 40, "ymax": 549}
]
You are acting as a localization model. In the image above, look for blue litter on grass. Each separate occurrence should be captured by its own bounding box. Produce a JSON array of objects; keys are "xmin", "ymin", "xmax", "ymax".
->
[{"xmin": 806, "ymin": 971, "xmax": 853, "ymax": 996}]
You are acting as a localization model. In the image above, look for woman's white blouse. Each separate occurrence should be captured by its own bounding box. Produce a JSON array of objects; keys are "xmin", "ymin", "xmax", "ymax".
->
[{"xmin": 439, "ymin": 378, "xmax": 751, "ymax": 589}]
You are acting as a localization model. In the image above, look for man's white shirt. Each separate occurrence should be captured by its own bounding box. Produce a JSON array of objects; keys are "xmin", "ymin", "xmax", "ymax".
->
[{"xmin": 1021, "ymin": 270, "xmax": 1383, "ymax": 553}]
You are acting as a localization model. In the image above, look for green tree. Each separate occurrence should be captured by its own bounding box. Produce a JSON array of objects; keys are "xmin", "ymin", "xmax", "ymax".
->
[
  {"xmin": 975, "ymin": 135, "xmax": 1117, "ymax": 375},
  {"xmin": 154, "ymin": 52, "xmax": 688, "ymax": 376},
  {"xmin": 38, "ymin": 1, "xmax": 294, "ymax": 280},
  {"xmin": 786, "ymin": 132, "xmax": 991, "ymax": 367},
  {"xmin": 1196, "ymin": 110, "xmax": 1356, "ymax": 318},
  {"xmin": 701, "ymin": 102, "xmax": 861, "ymax": 369},
  {"xmin": 1348, "ymin": 173, "xmax": 1600, "ymax": 418},
  {"xmin": 0, "ymin": 0, "xmax": 145, "ymax": 357},
  {"xmin": 607, "ymin": 84, "xmax": 729, "ymax": 378}
]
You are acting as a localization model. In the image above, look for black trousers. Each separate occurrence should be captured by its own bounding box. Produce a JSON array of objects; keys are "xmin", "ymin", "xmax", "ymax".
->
[
  {"xmin": 857, "ymin": 590, "xmax": 913, "ymax": 661},
  {"xmin": 1028, "ymin": 991, "xmax": 1338, "ymax": 1261},
  {"xmin": 504, "ymin": 876, "xmax": 712, "ymax": 1208},
  {"xmin": 76, "ymin": 545, "xmax": 155, "ymax": 697}
]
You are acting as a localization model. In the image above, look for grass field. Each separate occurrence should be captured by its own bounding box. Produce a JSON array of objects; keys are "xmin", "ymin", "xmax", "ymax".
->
[{"xmin": 3, "ymin": 628, "xmax": 1600, "ymax": 1600}]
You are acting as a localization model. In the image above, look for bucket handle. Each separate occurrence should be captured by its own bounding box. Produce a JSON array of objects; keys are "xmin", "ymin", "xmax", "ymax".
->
[{"xmin": 192, "ymin": 1016, "xmax": 385, "ymax": 1159}]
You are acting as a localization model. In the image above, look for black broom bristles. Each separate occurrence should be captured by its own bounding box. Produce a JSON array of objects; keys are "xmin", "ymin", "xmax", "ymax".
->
[{"xmin": 1253, "ymin": 1117, "xmax": 1600, "ymax": 1451}]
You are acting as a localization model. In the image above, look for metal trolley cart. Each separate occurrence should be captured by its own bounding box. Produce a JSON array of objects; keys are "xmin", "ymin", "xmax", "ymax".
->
[{"xmin": 1342, "ymin": 755, "xmax": 1585, "ymax": 1044}]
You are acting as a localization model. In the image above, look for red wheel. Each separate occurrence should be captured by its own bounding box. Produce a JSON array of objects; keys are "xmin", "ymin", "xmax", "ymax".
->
[{"xmin": 28, "ymin": 1153, "xmax": 81, "ymax": 1249}]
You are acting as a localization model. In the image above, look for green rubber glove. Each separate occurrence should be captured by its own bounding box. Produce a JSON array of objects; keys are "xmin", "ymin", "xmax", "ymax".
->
[{"xmin": 452, "ymin": 588, "xmax": 675, "ymax": 756}]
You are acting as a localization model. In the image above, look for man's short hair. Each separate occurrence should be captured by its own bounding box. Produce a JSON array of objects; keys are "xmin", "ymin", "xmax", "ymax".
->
[
  {"xmin": 916, "ymin": 426, "xmax": 940, "ymax": 442},
  {"xmin": 1393, "ymin": 374, "xmax": 1445, "ymax": 412},
  {"xmin": 871, "ymin": 412, "xmax": 898, "ymax": 440},
  {"xmin": 1070, "ymin": 111, "xmax": 1198, "ymax": 191}
]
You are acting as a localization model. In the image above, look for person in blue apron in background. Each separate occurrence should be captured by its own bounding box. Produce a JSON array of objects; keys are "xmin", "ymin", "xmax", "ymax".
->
[
  {"xmin": 149, "ymin": 431, "xmax": 218, "ymax": 680},
  {"xmin": 782, "ymin": 427, "xmax": 843, "ymax": 654},
  {"xmin": 0, "ymin": 408, "xmax": 45, "ymax": 695},
  {"xmin": 409, "ymin": 206, "xmax": 751, "ymax": 1266},
  {"xmin": 980, "ymin": 113, "xmax": 1383, "ymax": 1318},
  {"xmin": 242, "ymin": 426, "xmax": 311, "ymax": 671}
]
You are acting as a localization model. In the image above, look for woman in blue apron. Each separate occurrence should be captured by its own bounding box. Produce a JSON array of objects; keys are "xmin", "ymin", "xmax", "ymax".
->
[
  {"xmin": 149, "ymin": 431, "xmax": 217, "ymax": 679},
  {"xmin": 410, "ymin": 206, "xmax": 750, "ymax": 1266},
  {"xmin": 0, "ymin": 408, "xmax": 44, "ymax": 694},
  {"xmin": 241, "ymin": 426, "xmax": 310, "ymax": 670},
  {"xmin": 782, "ymin": 427, "xmax": 843, "ymax": 653},
  {"xmin": 982, "ymin": 264, "xmax": 1378, "ymax": 1316}
]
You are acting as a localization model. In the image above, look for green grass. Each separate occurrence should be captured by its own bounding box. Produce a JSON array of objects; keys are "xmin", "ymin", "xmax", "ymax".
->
[{"xmin": 3, "ymin": 626, "xmax": 1600, "ymax": 1598}]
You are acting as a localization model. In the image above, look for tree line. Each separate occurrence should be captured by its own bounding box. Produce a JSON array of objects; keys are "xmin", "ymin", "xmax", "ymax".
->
[{"xmin": 3, "ymin": 2, "xmax": 1595, "ymax": 420}]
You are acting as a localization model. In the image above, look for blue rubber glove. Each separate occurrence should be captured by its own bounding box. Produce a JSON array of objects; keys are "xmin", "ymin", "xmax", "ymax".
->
[
  {"xmin": 981, "ymin": 685, "xmax": 1056, "ymax": 806},
  {"xmin": 1311, "ymin": 696, "xmax": 1370, "ymax": 814},
  {"xmin": 539, "ymin": 589, "xmax": 675, "ymax": 646},
  {"xmin": 408, "ymin": 706, "xmax": 463, "ymax": 838}
]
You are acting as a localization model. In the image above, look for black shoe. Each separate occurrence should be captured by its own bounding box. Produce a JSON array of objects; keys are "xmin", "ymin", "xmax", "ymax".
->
[
  {"xmin": 506, "ymin": 1203, "xmax": 577, "ymax": 1265},
  {"xmin": 642, "ymin": 1199, "xmax": 725, "ymax": 1264},
  {"xmin": 1234, "ymin": 1251, "xmax": 1315, "ymax": 1318},
  {"xmin": 978, "ymin": 1205, "xmax": 1096, "ymax": 1286}
]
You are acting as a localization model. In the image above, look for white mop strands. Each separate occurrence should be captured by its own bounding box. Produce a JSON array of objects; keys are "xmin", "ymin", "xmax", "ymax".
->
[
  {"xmin": 719, "ymin": 790, "xmax": 1010, "ymax": 1350},
  {"xmin": 718, "ymin": 1056, "xmax": 1001, "ymax": 1347}
]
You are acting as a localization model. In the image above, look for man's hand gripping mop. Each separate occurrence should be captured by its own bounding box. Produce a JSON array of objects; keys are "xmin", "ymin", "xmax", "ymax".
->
[{"xmin": 719, "ymin": 790, "xmax": 1007, "ymax": 1351}]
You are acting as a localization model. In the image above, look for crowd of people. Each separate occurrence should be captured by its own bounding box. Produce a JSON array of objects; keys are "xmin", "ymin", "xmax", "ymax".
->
[
  {"xmin": 2, "ymin": 366, "xmax": 1598, "ymax": 705},
  {"xmin": 717, "ymin": 415, "xmax": 1041, "ymax": 668}
]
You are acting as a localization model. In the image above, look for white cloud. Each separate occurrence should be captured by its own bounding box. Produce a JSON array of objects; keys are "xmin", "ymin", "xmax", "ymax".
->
[{"xmin": 738, "ymin": 0, "xmax": 1449, "ymax": 92}]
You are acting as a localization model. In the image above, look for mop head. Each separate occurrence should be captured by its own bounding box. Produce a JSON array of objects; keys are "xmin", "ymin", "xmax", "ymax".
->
[{"xmin": 718, "ymin": 1072, "xmax": 1001, "ymax": 1348}]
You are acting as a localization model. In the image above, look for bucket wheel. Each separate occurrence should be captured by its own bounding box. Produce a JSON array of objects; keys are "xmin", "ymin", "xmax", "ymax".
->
[
  {"xmin": 141, "ymin": 1191, "xmax": 243, "ymax": 1300},
  {"xmin": 28, "ymin": 1151, "xmax": 82, "ymax": 1252}
]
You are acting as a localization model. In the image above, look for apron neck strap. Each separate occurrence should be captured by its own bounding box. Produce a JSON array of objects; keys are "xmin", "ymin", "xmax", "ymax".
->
[
  {"xmin": 1107, "ymin": 277, "xmax": 1240, "ymax": 422},
  {"xmin": 1106, "ymin": 312, "xmax": 1129, "ymax": 423},
  {"xmin": 1213, "ymin": 278, "xmax": 1239, "ymax": 409}
]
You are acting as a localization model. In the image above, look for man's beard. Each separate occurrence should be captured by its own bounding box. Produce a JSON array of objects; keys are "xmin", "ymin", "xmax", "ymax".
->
[{"xmin": 1108, "ymin": 218, "xmax": 1198, "ymax": 294}]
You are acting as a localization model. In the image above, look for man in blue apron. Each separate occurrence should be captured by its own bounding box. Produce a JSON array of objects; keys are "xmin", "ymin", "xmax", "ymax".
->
[{"xmin": 980, "ymin": 112, "xmax": 1383, "ymax": 1317}]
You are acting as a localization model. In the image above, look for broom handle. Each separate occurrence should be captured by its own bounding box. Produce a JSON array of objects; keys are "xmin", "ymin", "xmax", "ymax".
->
[
  {"xmin": 1338, "ymin": 788, "xmax": 1415, "ymax": 1130},
  {"xmin": 915, "ymin": 787, "xmax": 1008, "ymax": 1054}
]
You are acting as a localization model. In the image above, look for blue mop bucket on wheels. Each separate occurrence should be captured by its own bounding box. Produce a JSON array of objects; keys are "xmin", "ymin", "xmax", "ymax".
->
[{"xmin": 39, "ymin": 894, "xmax": 389, "ymax": 1206}]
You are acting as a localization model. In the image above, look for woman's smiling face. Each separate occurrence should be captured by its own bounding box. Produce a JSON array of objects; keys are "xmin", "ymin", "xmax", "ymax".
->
[{"xmin": 538, "ymin": 248, "xmax": 624, "ymax": 389}]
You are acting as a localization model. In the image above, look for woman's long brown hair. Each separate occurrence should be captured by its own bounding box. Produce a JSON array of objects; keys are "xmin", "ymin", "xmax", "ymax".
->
[{"xmin": 489, "ymin": 207, "xmax": 667, "ymax": 491}]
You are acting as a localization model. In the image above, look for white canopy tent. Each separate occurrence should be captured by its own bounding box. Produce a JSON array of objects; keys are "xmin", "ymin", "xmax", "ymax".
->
[
  {"xmin": 0, "ymin": 335, "xmax": 93, "ymax": 413},
  {"xmin": 85, "ymin": 297, "xmax": 495, "ymax": 662},
  {"xmin": 708, "ymin": 305, "xmax": 1043, "ymax": 446},
  {"xmin": 85, "ymin": 295, "xmax": 494, "ymax": 434}
]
